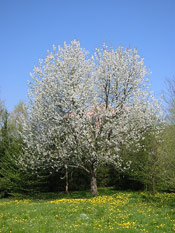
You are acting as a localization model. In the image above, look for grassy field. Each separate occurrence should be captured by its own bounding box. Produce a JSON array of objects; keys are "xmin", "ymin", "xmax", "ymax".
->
[{"xmin": 0, "ymin": 187, "xmax": 175, "ymax": 233}]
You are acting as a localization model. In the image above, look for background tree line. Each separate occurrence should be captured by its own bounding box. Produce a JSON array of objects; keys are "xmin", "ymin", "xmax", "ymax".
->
[{"xmin": 0, "ymin": 96, "xmax": 174, "ymax": 197}]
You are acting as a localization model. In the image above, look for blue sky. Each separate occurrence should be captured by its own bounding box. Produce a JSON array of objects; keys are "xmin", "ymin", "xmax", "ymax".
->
[{"xmin": 0, "ymin": 0, "xmax": 175, "ymax": 112}]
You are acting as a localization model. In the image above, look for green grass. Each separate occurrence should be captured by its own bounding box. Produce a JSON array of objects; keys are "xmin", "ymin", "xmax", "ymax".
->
[{"xmin": 0, "ymin": 187, "xmax": 175, "ymax": 232}]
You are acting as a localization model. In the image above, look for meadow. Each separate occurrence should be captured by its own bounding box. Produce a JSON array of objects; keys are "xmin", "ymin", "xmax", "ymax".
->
[{"xmin": 0, "ymin": 188, "xmax": 175, "ymax": 233}]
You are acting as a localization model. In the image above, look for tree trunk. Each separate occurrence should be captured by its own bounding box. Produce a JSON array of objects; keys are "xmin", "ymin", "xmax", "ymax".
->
[
  {"xmin": 152, "ymin": 176, "xmax": 156, "ymax": 195},
  {"xmin": 90, "ymin": 168, "xmax": 98, "ymax": 195},
  {"xmin": 65, "ymin": 164, "xmax": 69, "ymax": 194},
  {"xmin": 145, "ymin": 184, "xmax": 148, "ymax": 192}
]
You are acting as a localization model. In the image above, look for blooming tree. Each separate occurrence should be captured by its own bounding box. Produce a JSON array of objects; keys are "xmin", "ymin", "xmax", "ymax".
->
[{"xmin": 19, "ymin": 40, "xmax": 162, "ymax": 194}]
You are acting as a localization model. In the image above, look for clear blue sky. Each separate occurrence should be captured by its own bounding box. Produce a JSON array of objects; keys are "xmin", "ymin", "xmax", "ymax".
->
[{"xmin": 0, "ymin": 0, "xmax": 175, "ymax": 112}]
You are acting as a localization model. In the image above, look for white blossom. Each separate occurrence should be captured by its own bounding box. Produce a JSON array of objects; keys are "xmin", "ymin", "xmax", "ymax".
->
[{"xmin": 18, "ymin": 40, "xmax": 162, "ymax": 194}]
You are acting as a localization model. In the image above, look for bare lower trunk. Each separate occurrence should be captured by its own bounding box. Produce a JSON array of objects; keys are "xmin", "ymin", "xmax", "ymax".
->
[
  {"xmin": 65, "ymin": 164, "xmax": 69, "ymax": 193},
  {"xmin": 152, "ymin": 176, "xmax": 156, "ymax": 195},
  {"xmin": 90, "ymin": 168, "xmax": 98, "ymax": 195},
  {"xmin": 145, "ymin": 184, "xmax": 148, "ymax": 192}
]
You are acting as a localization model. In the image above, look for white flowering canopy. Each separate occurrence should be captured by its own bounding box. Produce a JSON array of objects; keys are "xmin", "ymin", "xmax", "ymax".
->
[{"xmin": 19, "ymin": 40, "xmax": 162, "ymax": 175}]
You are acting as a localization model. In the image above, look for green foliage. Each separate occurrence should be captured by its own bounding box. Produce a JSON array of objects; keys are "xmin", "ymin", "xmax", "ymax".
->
[
  {"xmin": 0, "ymin": 98, "xmax": 174, "ymax": 196},
  {"xmin": 116, "ymin": 128, "xmax": 164, "ymax": 194},
  {"xmin": 68, "ymin": 168, "xmax": 90, "ymax": 191},
  {"xmin": 159, "ymin": 125, "xmax": 175, "ymax": 191},
  {"xmin": 96, "ymin": 166, "xmax": 114, "ymax": 187},
  {"xmin": 0, "ymin": 102, "xmax": 53, "ymax": 197},
  {"xmin": 159, "ymin": 77, "xmax": 175, "ymax": 191}
]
